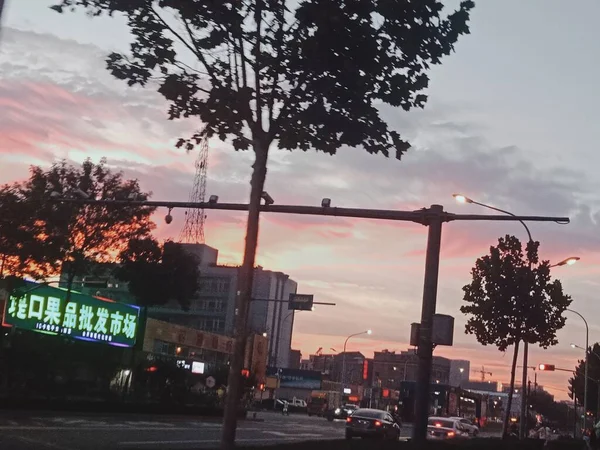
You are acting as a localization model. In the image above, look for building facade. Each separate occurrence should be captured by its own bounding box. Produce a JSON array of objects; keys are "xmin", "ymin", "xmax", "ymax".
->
[
  {"xmin": 449, "ymin": 359, "xmax": 470, "ymax": 387},
  {"xmin": 289, "ymin": 349, "xmax": 302, "ymax": 370},
  {"xmin": 143, "ymin": 317, "xmax": 268, "ymax": 382},
  {"xmin": 372, "ymin": 349, "xmax": 451, "ymax": 390},
  {"xmin": 332, "ymin": 351, "xmax": 367, "ymax": 387},
  {"xmin": 61, "ymin": 243, "xmax": 299, "ymax": 370},
  {"xmin": 309, "ymin": 354, "xmax": 336, "ymax": 376}
]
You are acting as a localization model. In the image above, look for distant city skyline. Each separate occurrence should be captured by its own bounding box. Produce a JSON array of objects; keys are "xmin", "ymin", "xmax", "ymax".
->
[{"xmin": 3, "ymin": 0, "xmax": 600, "ymax": 400}]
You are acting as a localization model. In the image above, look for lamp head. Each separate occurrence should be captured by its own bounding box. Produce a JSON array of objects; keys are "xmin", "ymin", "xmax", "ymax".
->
[
  {"xmin": 366, "ymin": 329, "xmax": 372, "ymax": 335},
  {"xmin": 452, "ymin": 193, "xmax": 473, "ymax": 204}
]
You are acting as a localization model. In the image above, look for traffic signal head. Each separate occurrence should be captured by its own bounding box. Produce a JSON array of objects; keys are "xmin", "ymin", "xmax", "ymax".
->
[{"xmin": 539, "ymin": 364, "xmax": 555, "ymax": 371}]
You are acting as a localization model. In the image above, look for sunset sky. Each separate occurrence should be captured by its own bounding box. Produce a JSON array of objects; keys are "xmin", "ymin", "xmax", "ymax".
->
[{"xmin": 2, "ymin": 0, "xmax": 600, "ymax": 400}]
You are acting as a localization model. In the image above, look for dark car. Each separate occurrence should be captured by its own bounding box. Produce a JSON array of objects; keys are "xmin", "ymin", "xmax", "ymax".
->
[
  {"xmin": 327, "ymin": 404, "xmax": 359, "ymax": 421},
  {"xmin": 345, "ymin": 408, "xmax": 401, "ymax": 440}
]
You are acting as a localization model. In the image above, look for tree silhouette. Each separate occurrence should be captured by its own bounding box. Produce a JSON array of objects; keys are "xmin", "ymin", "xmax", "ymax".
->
[
  {"xmin": 115, "ymin": 238, "xmax": 200, "ymax": 310},
  {"xmin": 569, "ymin": 342, "xmax": 600, "ymax": 418},
  {"xmin": 51, "ymin": 1, "xmax": 475, "ymax": 445},
  {"xmin": 0, "ymin": 185, "xmax": 45, "ymax": 278},
  {"xmin": 461, "ymin": 235, "xmax": 571, "ymax": 438},
  {"xmin": 17, "ymin": 159, "xmax": 156, "ymax": 292}
]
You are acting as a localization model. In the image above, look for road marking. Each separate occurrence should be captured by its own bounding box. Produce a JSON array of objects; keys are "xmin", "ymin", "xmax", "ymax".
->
[
  {"xmin": 16, "ymin": 435, "xmax": 76, "ymax": 450},
  {"xmin": 124, "ymin": 421, "xmax": 176, "ymax": 427},
  {"xmin": 262, "ymin": 431, "xmax": 323, "ymax": 437},
  {"xmin": 0, "ymin": 425, "xmax": 262, "ymax": 431},
  {"xmin": 119, "ymin": 437, "xmax": 299, "ymax": 446},
  {"xmin": 0, "ymin": 426, "xmax": 208, "ymax": 431}
]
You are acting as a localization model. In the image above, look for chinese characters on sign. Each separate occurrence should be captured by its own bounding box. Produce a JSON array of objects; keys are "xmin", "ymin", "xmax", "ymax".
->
[{"xmin": 3, "ymin": 283, "xmax": 140, "ymax": 347}]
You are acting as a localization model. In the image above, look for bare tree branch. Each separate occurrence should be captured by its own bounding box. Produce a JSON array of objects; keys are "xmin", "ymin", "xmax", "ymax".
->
[{"xmin": 148, "ymin": 6, "xmax": 218, "ymax": 85}]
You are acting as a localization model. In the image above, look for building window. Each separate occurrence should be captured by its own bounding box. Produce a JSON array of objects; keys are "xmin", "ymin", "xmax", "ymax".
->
[{"xmin": 200, "ymin": 278, "xmax": 231, "ymax": 295}]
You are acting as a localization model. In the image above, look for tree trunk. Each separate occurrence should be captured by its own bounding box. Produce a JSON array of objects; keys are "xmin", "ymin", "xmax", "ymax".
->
[
  {"xmin": 503, "ymin": 340, "xmax": 521, "ymax": 440},
  {"xmin": 221, "ymin": 142, "xmax": 269, "ymax": 450}
]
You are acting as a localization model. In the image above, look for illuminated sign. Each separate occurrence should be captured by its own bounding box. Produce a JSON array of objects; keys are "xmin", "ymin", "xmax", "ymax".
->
[
  {"xmin": 191, "ymin": 361, "xmax": 205, "ymax": 374},
  {"xmin": 177, "ymin": 360, "xmax": 191, "ymax": 370},
  {"xmin": 2, "ymin": 282, "xmax": 139, "ymax": 347}
]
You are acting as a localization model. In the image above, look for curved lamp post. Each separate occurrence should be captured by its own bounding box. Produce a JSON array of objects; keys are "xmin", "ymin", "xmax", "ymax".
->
[
  {"xmin": 567, "ymin": 310, "xmax": 589, "ymax": 432},
  {"xmin": 341, "ymin": 330, "xmax": 372, "ymax": 396},
  {"xmin": 453, "ymin": 193, "xmax": 578, "ymax": 438}
]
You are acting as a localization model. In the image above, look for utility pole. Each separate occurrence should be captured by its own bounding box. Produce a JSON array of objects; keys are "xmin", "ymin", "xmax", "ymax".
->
[
  {"xmin": 413, "ymin": 205, "xmax": 443, "ymax": 441},
  {"xmin": 49, "ymin": 197, "xmax": 569, "ymax": 443}
]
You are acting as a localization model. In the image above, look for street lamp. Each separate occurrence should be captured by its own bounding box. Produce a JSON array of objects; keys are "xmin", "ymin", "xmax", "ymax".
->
[
  {"xmin": 341, "ymin": 330, "xmax": 372, "ymax": 396},
  {"xmin": 453, "ymin": 193, "xmax": 576, "ymax": 439},
  {"xmin": 567, "ymin": 309, "xmax": 589, "ymax": 433},
  {"xmin": 551, "ymin": 257, "xmax": 580, "ymax": 268}
]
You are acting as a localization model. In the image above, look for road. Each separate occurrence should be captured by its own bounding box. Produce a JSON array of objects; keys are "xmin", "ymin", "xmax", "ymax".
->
[{"xmin": 0, "ymin": 411, "xmax": 414, "ymax": 450}]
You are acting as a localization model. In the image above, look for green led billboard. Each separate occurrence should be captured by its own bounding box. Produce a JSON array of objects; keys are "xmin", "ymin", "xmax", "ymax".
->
[{"xmin": 2, "ymin": 282, "xmax": 140, "ymax": 347}]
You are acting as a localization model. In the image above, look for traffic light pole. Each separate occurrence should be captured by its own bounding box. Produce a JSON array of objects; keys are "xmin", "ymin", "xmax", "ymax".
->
[
  {"xmin": 50, "ymin": 197, "xmax": 569, "ymax": 443},
  {"xmin": 413, "ymin": 205, "xmax": 443, "ymax": 440}
]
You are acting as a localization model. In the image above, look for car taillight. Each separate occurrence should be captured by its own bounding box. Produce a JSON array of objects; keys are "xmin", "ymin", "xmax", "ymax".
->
[
  {"xmin": 435, "ymin": 423, "xmax": 442, "ymax": 427},
  {"xmin": 346, "ymin": 417, "xmax": 352, "ymax": 423},
  {"xmin": 374, "ymin": 421, "xmax": 382, "ymax": 427},
  {"xmin": 447, "ymin": 431, "xmax": 455, "ymax": 438}
]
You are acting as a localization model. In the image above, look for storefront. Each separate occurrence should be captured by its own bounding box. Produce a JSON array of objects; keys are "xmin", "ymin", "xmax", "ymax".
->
[
  {"xmin": 0, "ymin": 281, "xmax": 140, "ymax": 400},
  {"xmin": 398, "ymin": 381, "xmax": 487, "ymax": 424},
  {"xmin": 143, "ymin": 318, "xmax": 268, "ymax": 383}
]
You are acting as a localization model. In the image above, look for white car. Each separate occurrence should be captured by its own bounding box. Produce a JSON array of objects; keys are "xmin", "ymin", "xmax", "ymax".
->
[
  {"xmin": 427, "ymin": 417, "xmax": 471, "ymax": 440},
  {"xmin": 449, "ymin": 417, "xmax": 479, "ymax": 436}
]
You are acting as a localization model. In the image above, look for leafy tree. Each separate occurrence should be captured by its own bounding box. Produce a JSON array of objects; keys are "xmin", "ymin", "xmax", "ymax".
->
[
  {"xmin": 0, "ymin": 185, "xmax": 56, "ymax": 278},
  {"xmin": 461, "ymin": 235, "xmax": 571, "ymax": 438},
  {"xmin": 19, "ymin": 159, "xmax": 156, "ymax": 293},
  {"xmin": 569, "ymin": 342, "xmax": 600, "ymax": 418},
  {"xmin": 51, "ymin": 1, "xmax": 475, "ymax": 444},
  {"xmin": 115, "ymin": 238, "xmax": 200, "ymax": 309}
]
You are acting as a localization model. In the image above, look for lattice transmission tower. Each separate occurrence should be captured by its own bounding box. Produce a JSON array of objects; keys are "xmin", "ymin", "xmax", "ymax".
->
[{"xmin": 179, "ymin": 136, "xmax": 209, "ymax": 244}]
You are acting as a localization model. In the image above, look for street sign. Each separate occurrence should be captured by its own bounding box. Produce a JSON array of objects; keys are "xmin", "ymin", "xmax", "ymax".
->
[
  {"xmin": 288, "ymin": 293, "xmax": 314, "ymax": 311},
  {"xmin": 206, "ymin": 376, "xmax": 216, "ymax": 388}
]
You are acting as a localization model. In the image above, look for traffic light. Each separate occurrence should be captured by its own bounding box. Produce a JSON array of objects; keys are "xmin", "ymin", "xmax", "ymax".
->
[{"xmin": 538, "ymin": 364, "xmax": 555, "ymax": 371}]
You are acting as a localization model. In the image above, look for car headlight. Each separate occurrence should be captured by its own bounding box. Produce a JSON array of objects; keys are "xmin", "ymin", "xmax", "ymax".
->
[{"xmin": 335, "ymin": 408, "xmax": 341, "ymax": 414}]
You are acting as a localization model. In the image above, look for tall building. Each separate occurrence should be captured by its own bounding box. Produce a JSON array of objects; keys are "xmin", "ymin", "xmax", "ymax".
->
[
  {"xmin": 61, "ymin": 243, "xmax": 299, "ymax": 369},
  {"xmin": 248, "ymin": 269, "xmax": 298, "ymax": 369},
  {"xmin": 449, "ymin": 359, "xmax": 470, "ymax": 387}
]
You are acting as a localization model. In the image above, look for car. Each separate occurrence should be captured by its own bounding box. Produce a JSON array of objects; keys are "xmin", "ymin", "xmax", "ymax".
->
[
  {"xmin": 327, "ymin": 404, "xmax": 359, "ymax": 421},
  {"xmin": 449, "ymin": 417, "xmax": 479, "ymax": 436},
  {"xmin": 427, "ymin": 417, "xmax": 470, "ymax": 440},
  {"xmin": 345, "ymin": 408, "xmax": 401, "ymax": 440}
]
